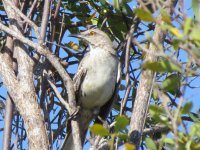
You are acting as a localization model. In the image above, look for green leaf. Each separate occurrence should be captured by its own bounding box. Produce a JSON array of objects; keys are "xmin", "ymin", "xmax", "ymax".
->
[
  {"xmin": 121, "ymin": 3, "xmax": 133, "ymax": 17},
  {"xmin": 172, "ymin": 39, "xmax": 181, "ymax": 50},
  {"xmin": 149, "ymin": 105, "xmax": 169, "ymax": 124},
  {"xmin": 181, "ymin": 102, "xmax": 193, "ymax": 114},
  {"xmin": 186, "ymin": 140, "xmax": 192, "ymax": 150},
  {"xmin": 163, "ymin": 138, "xmax": 175, "ymax": 145},
  {"xmin": 184, "ymin": 18, "xmax": 192, "ymax": 35},
  {"xmin": 114, "ymin": 115, "xmax": 129, "ymax": 132},
  {"xmin": 142, "ymin": 60, "xmax": 181, "ymax": 73},
  {"xmin": 149, "ymin": 105, "xmax": 165, "ymax": 116},
  {"xmin": 162, "ymin": 74, "xmax": 180, "ymax": 95},
  {"xmin": 152, "ymin": 89, "xmax": 159, "ymax": 100},
  {"xmin": 107, "ymin": 13, "xmax": 130, "ymax": 40},
  {"xmin": 134, "ymin": 8, "xmax": 155, "ymax": 22},
  {"xmin": 90, "ymin": 124, "xmax": 109, "ymax": 136},
  {"xmin": 189, "ymin": 113, "xmax": 200, "ymax": 123},
  {"xmin": 190, "ymin": 27, "xmax": 200, "ymax": 41},
  {"xmin": 113, "ymin": 0, "xmax": 120, "ymax": 10},
  {"xmin": 162, "ymin": 24, "xmax": 183, "ymax": 38},
  {"xmin": 122, "ymin": 0, "xmax": 132, "ymax": 3},
  {"xmin": 117, "ymin": 133, "xmax": 129, "ymax": 140},
  {"xmin": 119, "ymin": 84, "xmax": 126, "ymax": 91},
  {"xmin": 145, "ymin": 138, "xmax": 157, "ymax": 150},
  {"xmin": 161, "ymin": 10, "xmax": 171, "ymax": 24},
  {"xmin": 99, "ymin": 0, "xmax": 106, "ymax": 5},
  {"xmin": 125, "ymin": 143, "xmax": 136, "ymax": 150},
  {"xmin": 191, "ymin": 47, "xmax": 200, "ymax": 58},
  {"xmin": 66, "ymin": 41, "xmax": 80, "ymax": 50},
  {"xmin": 192, "ymin": 0, "xmax": 200, "ymax": 20},
  {"xmin": 91, "ymin": 18, "xmax": 98, "ymax": 25}
]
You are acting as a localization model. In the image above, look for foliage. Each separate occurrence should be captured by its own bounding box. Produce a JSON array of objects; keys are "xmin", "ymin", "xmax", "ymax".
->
[{"xmin": 0, "ymin": 0, "xmax": 200, "ymax": 150}]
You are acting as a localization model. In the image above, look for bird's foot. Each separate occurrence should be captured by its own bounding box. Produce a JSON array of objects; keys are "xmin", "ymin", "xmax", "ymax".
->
[
  {"xmin": 92, "ymin": 107, "xmax": 100, "ymax": 116},
  {"xmin": 68, "ymin": 106, "xmax": 81, "ymax": 120}
]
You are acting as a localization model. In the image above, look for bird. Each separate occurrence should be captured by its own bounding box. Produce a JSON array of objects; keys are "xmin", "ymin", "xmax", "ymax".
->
[{"xmin": 62, "ymin": 28, "xmax": 119, "ymax": 150}]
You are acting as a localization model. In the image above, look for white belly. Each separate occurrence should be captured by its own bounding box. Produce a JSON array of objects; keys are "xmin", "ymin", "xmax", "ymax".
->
[{"xmin": 79, "ymin": 48, "xmax": 118, "ymax": 109}]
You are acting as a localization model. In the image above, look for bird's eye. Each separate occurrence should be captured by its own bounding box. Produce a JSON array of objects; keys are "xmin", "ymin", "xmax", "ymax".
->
[{"xmin": 89, "ymin": 31, "xmax": 96, "ymax": 36}]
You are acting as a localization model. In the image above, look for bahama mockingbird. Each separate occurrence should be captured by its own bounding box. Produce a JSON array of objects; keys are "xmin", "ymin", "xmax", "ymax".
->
[{"xmin": 62, "ymin": 28, "xmax": 119, "ymax": 150}]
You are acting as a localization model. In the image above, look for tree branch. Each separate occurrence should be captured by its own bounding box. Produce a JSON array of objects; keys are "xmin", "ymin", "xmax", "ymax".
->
[
  {"xmin": 2, "ymin": 36, "xmax": 14, "ymax": 150},
  {"xmin": 2, "ymin": 1, "xmax": 50, "ymax": 149},
  {"xmin": 0, "ymin": 17, "xmax": 82, "ymax": 150},
  {"xmin": 129, "ymin": 0, "xmax": 178, "ymax": 149}
]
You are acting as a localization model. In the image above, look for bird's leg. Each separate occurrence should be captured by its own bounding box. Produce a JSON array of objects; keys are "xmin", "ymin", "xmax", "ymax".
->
[
  {"xmin": 66, "ymin": 106, "xmax": 81, "ymax": 136},
  {"xmin": 68, "ymin": 105, "xmax": 81, "ymax": 121},
  {"xmin": 92, "ymin": 107, "xmax": 100, "ymax": 116}
]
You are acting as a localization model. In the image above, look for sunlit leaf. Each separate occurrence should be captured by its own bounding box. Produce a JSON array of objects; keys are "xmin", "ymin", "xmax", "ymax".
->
[
  {"xmin": 86, "ymin": 11, "xmax": 97, "ymax": 23},
  {"xmin": 163, "ymin": 138, "xmax": 175, "ymax": 145},
  {"xmin": 134, "ymin": 8, "xmax": 155, "ymax": 22},
  {"xmin": 190, "ymin": 27, "xmax": 200, "ymax": 41},
  {"xmin": 90, "ymin": 124, "xmax": 109, "ymax": 136},
  {"xmin": 91, "ymin": 18, "xmax": 98, "ymax": 25},
  {"xmin": 66, "ymin": 41, "xmax": 79, "ymax": 51},
  {"xmin": 181, "ymin": 102, "xmax": 193, "ymax": 114},
  {"xmin": 113, "ymin": 0, "xmax": 120, "ymax": 10},
  {"xmin": 172, "ymin": 39, "xmax": 181, "ymax": 50},
  {"xmin": 184, "ymin": 18, "xmax": 192, "ymax": 35},
  {"xmin": 122, "ymin": 0, "xmax": 132, "ymax": 3},
  {"xmin": 171, "ymin": 28, "xmax": 182, "ymax": 38},
  {"xmin": 145, "ymin": 138, "xmax": 157, "ymax": 150},
  {"xmin": 117, "ymin": 133, "xmax": 129, "ymax": 140},
  {"xmin": 162, "ymin": 24, "xmax": 183, "ymax": 38},
  {"xmin": 114, "ymin": 115, "xmax": 129, "ymax": 132},
  {"xmin": 161, "ymin": 10, "xmax": 171, "ymax": 24},
  {"xmin": 152, "ymin": 89, "xmax": 159, "ymax": 100},
  {"xmin": 189, "ymin": 113, "xmax": 200, "ymax": 123},
  {"xmin": 162, "ymin": 74, "xmax": 181, "ymax": 95},
  {"xmin": 143, "ymin": 60, "xmax": 181, "ymax": 73},
  {"xmin": 192, "ymin": 0, "xmax": 200, "ymax": 20},
  {"xmin": 99, "ymin": 0, "xmax": 106, "ymax": 5},
  {"xmin": 125, "ymin": 143, "xmax": 136, "ymax": 150},
  {"xmin": 192, "ymin": 142, "xmax": 200, "ymax": 149},
  {"xmin": 149, "ymin": 105, "xmax": 165, "ymax": 116},
  {"xmin": 191, "ymin": 47, "xmax": 200, "ymax": 58}
]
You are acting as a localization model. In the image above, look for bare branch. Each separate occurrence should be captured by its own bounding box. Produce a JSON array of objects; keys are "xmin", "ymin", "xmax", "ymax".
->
[
  {"xmin": 2, "ymin": 96, "xmax": 13, "ymax": 150},
  {"xmin": 40, "ymin": 0, "xmax": 50, "ymax": 42},
  {"xmin": 3, "ymin": 0, "xmax": 42, "ymax": 42},
  {"xmin": 46, "ymin": 77, "xmax": 70, "ymax": 111},
  {"xmin": 0, "ymin": 14, "xmax": 83, "ymax": 150},
  {"xmin": 2, "ymin": 1, "xmax": 51, "ymax": 149},
  {"xmin": 129, "ymin": 0, "xmax": 178, "ymax": 149},
  {"xmin": 2, "ymin": 36, "xmax": 14, "ymax": 150}
]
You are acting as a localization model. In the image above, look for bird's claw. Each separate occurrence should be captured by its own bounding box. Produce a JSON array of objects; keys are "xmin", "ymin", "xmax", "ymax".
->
[{"xmin": 68, "ymin": 106, "xmax": 80, "ymax": 120}]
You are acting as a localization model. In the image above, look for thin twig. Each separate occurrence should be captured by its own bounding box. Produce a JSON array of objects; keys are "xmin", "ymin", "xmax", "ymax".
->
[
  {"xmin": 3, "ymin": 0, "xmax": 42, "ymax": 42},
  {"xmin": 46, "ymin": 77, "xmax": 70, "ymax": 111},
  {"xmin": 40, "ymin": 0, "xmax": 50, "ymax": 42}
]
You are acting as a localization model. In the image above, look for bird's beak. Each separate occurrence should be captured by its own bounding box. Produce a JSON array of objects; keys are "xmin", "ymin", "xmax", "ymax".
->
[
  {"xmin": 69, "ymin": 34, "xmax": 83, "ymax": 39},
  {"xmin": 69, "ymin": 34, "xmax": 88, "ymax": 44}
]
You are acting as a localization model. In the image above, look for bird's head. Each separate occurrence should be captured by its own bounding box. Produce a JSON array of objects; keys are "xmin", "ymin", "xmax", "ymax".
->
[{"xmin": 69, "ymin": 28, "xmax": 113, "ymax": 48}]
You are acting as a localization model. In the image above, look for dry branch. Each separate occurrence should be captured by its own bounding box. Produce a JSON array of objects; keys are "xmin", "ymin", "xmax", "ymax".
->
[{"xmin": 129, "ymin": 0, "xmax": 178, "ymax": 149}]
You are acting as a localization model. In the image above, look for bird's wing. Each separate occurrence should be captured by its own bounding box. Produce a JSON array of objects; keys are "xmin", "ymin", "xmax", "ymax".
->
[
  {"xmin": 95, "ymin": 62, "xmax": 121, "ymax": 123},
  {"xmin": 73, "ymin": 54, "xmax": 88, "ymax": 98}
]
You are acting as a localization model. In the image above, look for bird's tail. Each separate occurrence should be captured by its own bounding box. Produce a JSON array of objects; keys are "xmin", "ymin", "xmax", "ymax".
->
[
  {"xmin": 61, "ymin": 109, "xmax": 94, "ymax": 150},
  {"xmin": 61, "ymin": 131, "xmax": 74, "ymax": 150}
]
